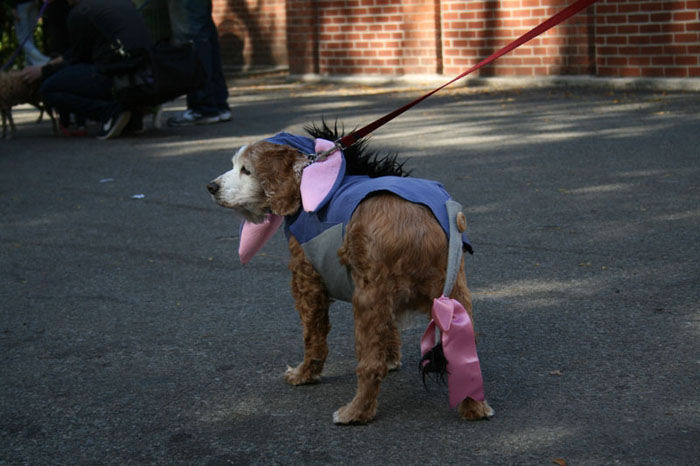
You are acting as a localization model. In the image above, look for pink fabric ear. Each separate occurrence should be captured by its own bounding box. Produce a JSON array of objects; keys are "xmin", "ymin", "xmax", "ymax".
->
[
  {"xmin": 300, "ymin": 139, "xmax": 344, "ymax": 212},
  {"xmin": 238, "ymin": 214, "xmax": 283, "ymax": 264}
]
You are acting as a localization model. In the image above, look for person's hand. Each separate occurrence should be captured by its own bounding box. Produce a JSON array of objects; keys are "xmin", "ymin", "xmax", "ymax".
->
[{"xmin": 21, "ymin": 66, "xmax": 43, "ymax": 84}]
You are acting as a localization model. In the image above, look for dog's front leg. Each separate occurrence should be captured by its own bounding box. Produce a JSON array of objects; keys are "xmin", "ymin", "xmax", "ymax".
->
[
  {"xmin": 285, "ymin": 237, "xmax": 331, "ymax": 385},
  {"xmin": 333, "ymin": 286, "xmax": 393, "ymax": 424}
]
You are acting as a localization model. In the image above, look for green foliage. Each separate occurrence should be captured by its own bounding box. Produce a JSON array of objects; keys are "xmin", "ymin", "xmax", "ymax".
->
[{"xmin": 0, "ymin": 0, "xmax": 47, "ymax": 70}]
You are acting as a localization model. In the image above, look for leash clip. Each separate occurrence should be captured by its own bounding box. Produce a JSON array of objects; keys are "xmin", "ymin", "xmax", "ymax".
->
[{"xmin": 309, "ymin": 139, "xmax": 345, "ymax": 163}]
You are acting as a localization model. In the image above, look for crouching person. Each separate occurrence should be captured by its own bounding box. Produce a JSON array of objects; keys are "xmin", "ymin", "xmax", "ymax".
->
[{"xmin": 21, "ymin": 0, "xmax": 152, "ymax": 139}]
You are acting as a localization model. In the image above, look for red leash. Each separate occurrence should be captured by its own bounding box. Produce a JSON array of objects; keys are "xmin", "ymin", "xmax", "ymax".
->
[{"xmin": 315, "ymin": 0, "xmax": 598, "ymax": 159}]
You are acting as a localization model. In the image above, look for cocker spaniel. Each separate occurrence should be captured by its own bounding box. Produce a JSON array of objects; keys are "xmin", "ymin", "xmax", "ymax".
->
[{"xmin": 208, "ymin": 123, "xmax": 493, "ymax": 424}]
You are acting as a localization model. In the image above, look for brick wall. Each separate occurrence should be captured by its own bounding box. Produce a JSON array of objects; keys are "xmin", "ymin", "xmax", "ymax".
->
[
  {"xmin": 212, "ymin": 0, "xmax": 699, "ymax": 79},
  {"xmin": 441, "ymin": 0, "xmax": 595, "ymax": 77},
  {"xmin": 595, "ymin": 0, "xmax": 700, "ymax": 78},
  {"xmin": 212, "ymin": 0, "xmax": 287, "ymax": 71}
]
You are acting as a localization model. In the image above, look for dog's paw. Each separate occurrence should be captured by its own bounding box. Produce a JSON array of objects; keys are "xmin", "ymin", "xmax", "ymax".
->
[
  {"xmin": 458, "ymin": 398, "xmax": 495, "ymax": 420},
  {"xmin": 332, "ymin": 404, "xmax": 375, "ymax": 425},
  {"xmin": 333, "ymin": 400, "xmax": 377, "ymax": 425},
  {"xmin": 284, "ymin": 364, "xmax": 321, "ymax": 385},
  {"xmin": 386, "ymin": 359, "xmax": 402, "ymax": 372}
]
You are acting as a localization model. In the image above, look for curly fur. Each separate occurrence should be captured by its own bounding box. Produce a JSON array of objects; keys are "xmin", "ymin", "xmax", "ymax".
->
[
  {"xmin": 0, "ymin": 70, "xmax": 56, "ymax": 139},
  {"xmin": 208, "ymin": 129, "xmax": 493, "ymax": 424}
]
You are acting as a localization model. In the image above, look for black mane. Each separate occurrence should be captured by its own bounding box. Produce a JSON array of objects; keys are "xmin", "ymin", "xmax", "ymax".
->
[{"xmin": 304, "ymin": 121, "xmax": 411, "ymax": 178}]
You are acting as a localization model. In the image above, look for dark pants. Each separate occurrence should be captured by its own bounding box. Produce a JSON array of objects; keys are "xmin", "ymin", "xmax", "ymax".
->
[
  {"xmin": 167, "ymin": 0, "xmax": 229, "ymax": 116},
  {"xmin": 41, "ymin": 63, "xmax": 122, "ymax": 124}
]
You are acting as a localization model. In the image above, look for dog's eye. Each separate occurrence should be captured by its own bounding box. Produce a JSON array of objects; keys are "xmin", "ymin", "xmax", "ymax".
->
[{"xmin": 240, "ymin": 166, "xmax": 251, "ymax": 176}]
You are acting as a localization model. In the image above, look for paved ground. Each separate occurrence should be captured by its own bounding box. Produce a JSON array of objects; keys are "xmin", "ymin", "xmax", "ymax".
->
[{"xmin": 1, "ymin": 77, "xmax": 699, "ymax": 465}]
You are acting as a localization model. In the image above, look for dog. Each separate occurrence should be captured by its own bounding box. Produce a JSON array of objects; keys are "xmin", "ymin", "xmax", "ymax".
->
[
  {"xmin": 208, "ymin": 123, "xmax": 494, "ymax": 424},
  {"xmin": 0, "ymin": 69, "xmax": 57, "ymax": 139}
]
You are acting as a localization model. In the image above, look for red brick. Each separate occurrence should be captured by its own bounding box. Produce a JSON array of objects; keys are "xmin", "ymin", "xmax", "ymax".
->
[
  {"xmin": 664, "ymin": 67, "xmax": 688, "ymax": 77},
  {"xmin": 652, "ymin": 55, "xmax": 674, "ymax": 65},
  {"xmin": 640, "ymin": 67, "xmax": 664, "ymax": 77},
  {"xmin": 628, "ymin": 56, "xmax": 651, "ymax": 66},
  {"xmin": 618, "ymin": 67, "xmax": 642, "ymax": 77},
  {"xmin": 676, "ymin": 55, "xmax": 698, "ymax": 65},
  {"xmin": 675, "ymin": 32, "xmax": 699, "ymax": 42},
  {"xmin": 673, "ymin": 11, "xmax": 697, "ymax": 21}
]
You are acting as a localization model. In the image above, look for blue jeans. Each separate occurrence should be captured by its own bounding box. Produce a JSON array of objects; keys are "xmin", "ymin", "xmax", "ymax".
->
[
  {"xmin": 167, "ymin": 0, "xmax": 229, "ymax": 116},
  {"xmin": 41, "ymin": 63, "xmax": 122, "ymax": 124},
  {"xmin": 15, "ymin": 1, "xmax": 50, "ymax": 66}
]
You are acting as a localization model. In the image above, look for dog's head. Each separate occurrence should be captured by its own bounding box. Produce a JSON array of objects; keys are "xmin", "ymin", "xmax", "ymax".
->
[{"xmin": 207, "ymin": 141, "xmax": 309, "ymax": 223}]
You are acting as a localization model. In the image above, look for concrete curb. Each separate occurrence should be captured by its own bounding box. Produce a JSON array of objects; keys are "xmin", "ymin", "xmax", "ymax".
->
[{"xmin": 290, "ymin": 72, "xmax": 700, "ymax": 92}]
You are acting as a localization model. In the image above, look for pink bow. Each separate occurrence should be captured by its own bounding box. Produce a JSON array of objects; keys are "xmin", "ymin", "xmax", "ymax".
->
[{"xmin": 420, "ymin": 295, "xmax": 485, "ymax": 408}]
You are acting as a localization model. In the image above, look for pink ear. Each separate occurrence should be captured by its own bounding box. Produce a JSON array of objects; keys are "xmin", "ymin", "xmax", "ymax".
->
[
  {"xmin": 238, "ymin": 214, "xmax": 284, "ymax": 264},
  {"xmin": 300, "ymin": 139, "xmax": 345, "ymax": 212}
]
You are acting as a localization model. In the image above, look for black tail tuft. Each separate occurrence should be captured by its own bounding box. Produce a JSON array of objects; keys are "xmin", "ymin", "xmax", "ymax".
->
[
  {"xmin": 304, "ymin": 119, "xmax": 411, "ymax": 178},
  {"xmin": 420, "ymin": 342, "xmax": 448, "ymax": 388}
]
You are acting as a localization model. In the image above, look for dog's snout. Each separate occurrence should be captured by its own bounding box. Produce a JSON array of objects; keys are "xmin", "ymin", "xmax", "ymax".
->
[{"xmin": 207, "ymin": 181, "xmax": 220, "ymax": 195}]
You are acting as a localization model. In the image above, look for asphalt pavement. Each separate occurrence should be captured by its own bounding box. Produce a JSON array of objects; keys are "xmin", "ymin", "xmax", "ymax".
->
[{"xmin": 1, "ymin": 77, "xmax": 699, "ymax": 465}]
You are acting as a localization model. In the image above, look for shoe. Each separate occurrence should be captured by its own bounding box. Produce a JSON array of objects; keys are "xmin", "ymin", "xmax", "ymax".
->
[
  {"xmin": 166, "ymin": 109, "xmax": 220, "ymax": 127},
  {"xmin": 218, "ymin": 109, "xmax": 232, "ymax": 122},
  {"xmin": 97, "ymin": 111, "xmax": 131, "ymax": 140},
  {"xmin": 58, "ymin": 123, "xmax": 88, "ymax": 137}
]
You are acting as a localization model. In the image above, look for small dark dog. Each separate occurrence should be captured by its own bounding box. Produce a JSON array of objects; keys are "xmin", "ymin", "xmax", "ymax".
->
[{"xmin": 0, "ymin": 70, "xmax": 57, "ymax": 139}]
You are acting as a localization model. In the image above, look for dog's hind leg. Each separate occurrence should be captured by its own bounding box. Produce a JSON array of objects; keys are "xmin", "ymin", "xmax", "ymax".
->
[
  {"xmin": 450, "ymin": 263, "xmax": 495, "ymax": 420},
  {"xmin": 34, "ymin": 104, "xmax": 44, "ymax": 123},
  {"xmin": 45, "ymin": 106, "xmax": 58, "ymax": 134},
  {"xmin": 1, "ymin": 109, "xmax": 15, "ymax": 139},
  {"xmin": 285, "ymin": 237, "xmax": 331, "ymax": 385},
  {"xmin": 385, "ymin": 321, "xmax": 402, "ymax": 371}
]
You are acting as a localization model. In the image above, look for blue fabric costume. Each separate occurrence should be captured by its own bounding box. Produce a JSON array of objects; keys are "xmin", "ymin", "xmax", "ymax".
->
[{"xmin": 265, "ymin": 133, "xmax": 472, "ymax": 302}]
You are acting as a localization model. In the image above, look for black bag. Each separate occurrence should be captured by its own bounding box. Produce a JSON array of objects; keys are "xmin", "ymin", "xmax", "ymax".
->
[{"xmin": 101, "ymin": 40, "xmax": 206, "ymax": 108}]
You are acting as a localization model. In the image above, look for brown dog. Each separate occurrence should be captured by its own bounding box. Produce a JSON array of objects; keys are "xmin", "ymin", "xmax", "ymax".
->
[
  {"xmin": 0, "ymin": 70, "xmax": 56, "ymax": 139},
  {"xmin": 208, "ymin": 125, "xmax": 493, "ymax": 424}
]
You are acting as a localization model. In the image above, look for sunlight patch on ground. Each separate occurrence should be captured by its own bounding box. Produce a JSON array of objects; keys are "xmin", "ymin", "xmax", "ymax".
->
[
  {"xmin": 474, "ymin": 278, "xmax": 593, "ymax": 301},
  {"xmin": 568, "ymin": 183, "xmax": 633, "ymax": 195},
  {"xmin": 145, "ymin": 136, "xmax": 258, "ymax": 157},
  {"xmin": 654, "ymin": 209, "xmax": 700, "ymax": 222}
]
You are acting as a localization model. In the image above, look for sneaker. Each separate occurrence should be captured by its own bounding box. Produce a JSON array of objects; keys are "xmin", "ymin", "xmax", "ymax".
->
[
  {"xmin": 97, "ymin": 111, "xmax": 131, "ymax": 140},
  {"xmin": 58, "ymin": 123, "xmax": 88, "ymax": 137},
  {"xmin": 218, "ymin": 109, "xmax": 232, "ymax": 122},
  {"xmin": 166, "ymin": 109, "xmax": 220, "ymax": 127}
]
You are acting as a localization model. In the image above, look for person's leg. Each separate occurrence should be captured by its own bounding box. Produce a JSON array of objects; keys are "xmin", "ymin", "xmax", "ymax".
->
[
  {"xmin": 41, "ymin": 63, "xmax": 130, "ymax": 138},
  {"xmin": 166, "ymin": 0, "xmax": 229, "ymax": 125},
  {"xmin": 15, "ymin": 1, "xmax": 50, "ymax": 66},
  {"xmin": 206, "ymin": 17, "xmax": 230, "ymax": 116}
]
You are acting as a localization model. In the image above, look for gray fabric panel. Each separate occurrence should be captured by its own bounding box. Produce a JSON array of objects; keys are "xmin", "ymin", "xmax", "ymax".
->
[
  {"xmin": 442, "ymin": 200, "xmax": 464, "ymax": 297},
  {"xmin": 301, "ymin": 223, "xmax": 355, "ymax": 302}
]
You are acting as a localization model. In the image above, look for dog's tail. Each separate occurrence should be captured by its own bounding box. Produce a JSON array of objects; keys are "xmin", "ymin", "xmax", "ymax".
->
[
  {"xmin": 419, "ymin": 200, "xmax": 466, "ymax": 388},
  {"xmin": 420, "ymin": 341, "xmax": 448, "ymax": 387}
]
